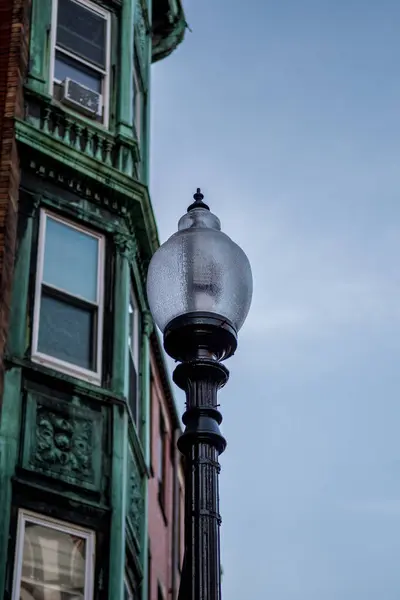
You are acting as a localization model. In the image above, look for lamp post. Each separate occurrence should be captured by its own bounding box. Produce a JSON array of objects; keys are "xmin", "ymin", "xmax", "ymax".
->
[{"xmin": 146, "ymin": 189, "xmax": 253, "ymax": 600}]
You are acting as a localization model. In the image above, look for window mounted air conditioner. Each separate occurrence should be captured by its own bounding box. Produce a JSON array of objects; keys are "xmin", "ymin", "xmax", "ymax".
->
[{"xmin": 61, "ymin": 78, "xmax": 102, "ymax": 118}]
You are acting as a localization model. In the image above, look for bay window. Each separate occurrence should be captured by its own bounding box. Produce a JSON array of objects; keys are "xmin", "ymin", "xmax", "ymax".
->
[
  {"xmin": 12, "ymin": 510, "xmax": 95, "ymax": 600},
  {"xmin": 32, "ymin": 210, "xmax": 104, "ymax": 384},
  {"xmin": 50, "ymin": 0, "xmax": 111, "ymax": 125}
]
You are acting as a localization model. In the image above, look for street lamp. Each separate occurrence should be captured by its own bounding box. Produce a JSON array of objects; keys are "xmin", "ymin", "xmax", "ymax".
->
[{"xmin": 146, "ymin": 189, "xmax": 253, "ymax": 600}]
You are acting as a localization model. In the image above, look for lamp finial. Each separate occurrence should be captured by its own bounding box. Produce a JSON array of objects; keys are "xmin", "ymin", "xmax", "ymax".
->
[{"xmin": 187, "ymin": 187, "xmax": 210, "ymax": 212}]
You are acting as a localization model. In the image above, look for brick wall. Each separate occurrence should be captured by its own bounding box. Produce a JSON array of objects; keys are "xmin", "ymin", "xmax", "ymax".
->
[
  {"xmin": 0, "ymin": 0, "xmax": 30, "ymax": 399},
  {"xmin": 148, "ymin": 350, "xmax": 184, "ymax": 600}
]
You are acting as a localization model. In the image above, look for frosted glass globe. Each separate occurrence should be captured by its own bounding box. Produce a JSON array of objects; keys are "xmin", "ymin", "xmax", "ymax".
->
[{"xmin": 146, "ymin": 202, "xmax": 253, "ymax": 334}]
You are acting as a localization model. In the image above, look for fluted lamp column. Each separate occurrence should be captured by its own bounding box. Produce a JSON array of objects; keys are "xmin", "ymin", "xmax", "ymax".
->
[{"xmin": 146, "ymin": 189, "xmax": 253, "ymax": 600}]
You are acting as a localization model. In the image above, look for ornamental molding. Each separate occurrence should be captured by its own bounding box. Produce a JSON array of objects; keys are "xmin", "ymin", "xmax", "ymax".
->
[
  {"xmin": 114, "ymin": 231, "xmax": 138, "ymax": 263},
  {"xmin": 24, "ymin": 393, "xmax": 104, "ymax": 492},
  {"xmin": 34, "ymin": 405, "xmax": 92, "ymax": 476},
  {"xmin": 16, "ymin": 117, "xmax": 160, "ymax": 270},
  {"xmin": 135, "ymin": 1, "xmax": 148, "ymax": 61},
  {"xmin": 127, "ymin": 447, "xmax": 144, "ymax": 544}
]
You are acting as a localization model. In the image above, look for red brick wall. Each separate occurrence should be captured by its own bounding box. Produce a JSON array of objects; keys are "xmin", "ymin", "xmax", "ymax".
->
[
  {"xmin": 148, "ymin": 351, "xmax": 184, "ymax": 600},
  {"xmin": 0, "ymin": 0, "xmax": 30, "ymax": 399}
]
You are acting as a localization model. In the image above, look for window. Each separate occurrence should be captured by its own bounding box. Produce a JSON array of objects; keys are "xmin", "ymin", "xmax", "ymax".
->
[
  {"xmin": 50, "ymin": 0, "xmax": 111, "ymax": 125},
  {"xmin": 32, "ymin": 210, "xmax": 104, "ymax": 383},
  {"xmin": 128, "ymin": 287, "xmax": 140, "ymax": 427},
  {"xmin": 12, "ymin": 510, "xmax": 95, "ymax": 600},
  {"xmin": 124, "ymin": 574, "xmax": 136, "ymax": 600},
  {"xmin": 147, "ymin": 547, "xmax": 152, "ymax": 600},
  {"xmin": 157, "ymin": 583, "xmax": 165, "ymax": 600},
  {"xmin": 158, "ymin": 409, "xmax": 166, "ymax": 508},
  {"xmin": 133, "ymin": 58, "xmax": 143, "ymax": 145},
  {"xmin": 177, "ymin": 485, "xmax": 183, "ymax": 573}
]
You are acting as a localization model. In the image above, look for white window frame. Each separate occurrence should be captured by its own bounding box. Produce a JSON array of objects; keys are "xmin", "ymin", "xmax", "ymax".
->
[
  {"xmin": 127, "ymin": 286, "xmax": 140, "ymax": 424},
  {"xmin": 12, "ymin": 509, "xmax": 95, "ymax": 600},
  {"xmin": 49, "ymin": 0, "xmax": 111, "ymax": 127},
  {"xmin": 31, "ymin": 209, "xmax": 105, "ymax": 385}
]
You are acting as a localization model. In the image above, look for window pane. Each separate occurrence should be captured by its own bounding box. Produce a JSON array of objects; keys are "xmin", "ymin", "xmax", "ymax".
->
[
  {"xmin": 38, "ymin": 292, "xmax": 95, "ymax": 371},
  {"xmin": 124, "ymin": 579, "xmax": 134, "ymax": 600},
  {"xmin": 43, "ymin": 217, "xmax": 99, "ymax": 302},
  {"xmin": 57, "ymin": 0, "xmax": 106, "ymax": 68},
  {"xmin": 133, "ymin": 76, "xmax": 142, "ymax": 143},
  {"xmin": 128, "ymin": 296, "xmax": 138, "ymax": 358},
  {"xmin": 55, "ymin": 52, "xmax": 102, "ymax": 93},
  {"xmin": 158, "ymin": 412, "xmax": 164, "ymax": 483},
  {"xmin": 128, "ymin": 353, "xmax": 138, "ymax": 424},
  {"xmin": 21, "ymin": 522, "xmax": 86, "ymax": 600}
]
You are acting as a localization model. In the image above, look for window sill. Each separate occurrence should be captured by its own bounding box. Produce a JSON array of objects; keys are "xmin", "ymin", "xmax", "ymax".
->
[
  {"xmin": 31, "ymin": 353, "xmax": 101, "ymax": 387},
  {"xmin": 5, "ymin": 354, "xmax": 124, "ymax": 405}
]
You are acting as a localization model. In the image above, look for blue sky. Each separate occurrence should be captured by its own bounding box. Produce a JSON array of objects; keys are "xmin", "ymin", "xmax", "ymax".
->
[{"xmin": 150, "ymin": 1, "xmax": 400, "ymax": 598}]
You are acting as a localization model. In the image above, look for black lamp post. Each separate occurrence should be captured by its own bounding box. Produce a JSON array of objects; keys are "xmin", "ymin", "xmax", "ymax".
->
[{"xmin": 146, "ymin": 189, "xmax": 253, "ymax": 600}]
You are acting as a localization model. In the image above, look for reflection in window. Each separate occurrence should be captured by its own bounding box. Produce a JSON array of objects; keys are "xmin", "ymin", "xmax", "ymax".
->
[{"xmin": 13, "ymin": 511, "xmax": 94, "ymax": 600}]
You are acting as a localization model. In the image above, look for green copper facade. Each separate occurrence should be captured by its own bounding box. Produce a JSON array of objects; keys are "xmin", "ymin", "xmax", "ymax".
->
[{"xmin": 0, "ymin": 1, "xmax": 185, "ymax": 600}]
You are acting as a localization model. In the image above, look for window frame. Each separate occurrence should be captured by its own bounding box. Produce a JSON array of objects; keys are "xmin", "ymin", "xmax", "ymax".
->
[
  {"xmin": 127, "ymin": 284, "xmax": 141, "ymax": 426},
  {"xmin": 49, "ymin": 0, "xmax": 112, "ymax": 127},
  {"xmin": 12, "ymin": 509, "xmax": 95, "ymax": 600},
  {"xmin": 133, "ymin": 56, "xmax": 143, "ymax": 146},
  {"xmin": 31, "ymin": 209, "xmax": 105, "ymax": 385}
]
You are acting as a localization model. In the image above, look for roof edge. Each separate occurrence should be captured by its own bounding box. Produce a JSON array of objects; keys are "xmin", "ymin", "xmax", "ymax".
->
[{"xmin": 151, "ymin": 1, "xmax": 187, "ymax": 63}]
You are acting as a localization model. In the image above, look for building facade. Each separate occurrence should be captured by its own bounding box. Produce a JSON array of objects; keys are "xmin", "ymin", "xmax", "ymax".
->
[
  {"xmin": 0, "ymin": 1, "xmax": 185, "ymax": 600},
  {"xmin": 148, "ymin": 334, "xmax": 184, "ymax": 600}
]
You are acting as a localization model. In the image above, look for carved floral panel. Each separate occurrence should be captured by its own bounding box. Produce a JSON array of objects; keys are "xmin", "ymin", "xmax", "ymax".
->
[
  {"xmin": 126, "ymin": 445, "xmax": 144, "ymax": 545},
  {"xmin": 23, "ymin": 392, "xmax": 103, "ymax": 492}
]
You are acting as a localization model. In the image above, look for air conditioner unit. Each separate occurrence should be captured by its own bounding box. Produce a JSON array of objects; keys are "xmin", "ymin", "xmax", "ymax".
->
[{"xmin": 61, "ymin": 78, "xmax": 102, "ymax": 118}]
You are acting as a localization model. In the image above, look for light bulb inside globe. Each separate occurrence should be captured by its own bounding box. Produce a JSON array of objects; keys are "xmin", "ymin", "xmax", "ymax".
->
[{"xmin": 146, "ymin": 189, "xmax": 253, "ymax": 360}]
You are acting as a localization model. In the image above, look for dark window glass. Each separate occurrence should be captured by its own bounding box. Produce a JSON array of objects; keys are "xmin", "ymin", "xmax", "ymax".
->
[
  {"xmin": 124, "ymin": 581, "xmax": 131, "ymax": 600},
  {"xmin": 57, "ymin": 0, "xmax": 106, "ymax": 68},
  {"xmin": 147, "ymin": 550, "xmax": 152, "ymax": 600},
  {"xmin": 158, "ymin": 412, "xmax": 164, "ymax": 483},
  {"xmin": 177, "ymin": 487, "xmax": 182, "ymax": 572},
  {"xmin": 158, "ymin": 411, "xmax": 166, "ymax": 507},
  {"xmin": 55, "ymin": 51, "xmax": 102, "ymax": 92},
  {"xmin": 38, "ymin": 291, "xmax": 95, "ymax": 370},
  {"xmin": 128, "ymin": 355, "xmax": 138, "ymax": 424},
  {"xmin": 128, "ymin": 292, "xmax": 140, "ymax": 426}
]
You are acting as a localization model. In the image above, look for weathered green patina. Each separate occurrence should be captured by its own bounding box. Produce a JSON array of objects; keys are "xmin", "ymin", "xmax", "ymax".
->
[{"xmin": 0, "ymin": 0, "xmax": 186, "ymax": 598}]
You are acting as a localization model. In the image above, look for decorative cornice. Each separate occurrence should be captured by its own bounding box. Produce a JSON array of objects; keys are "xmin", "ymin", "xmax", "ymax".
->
[
  {"xmin": 16, "ymin": 119, "xmax": 160, "ymax": 265},
  {"xmin": 151, "ymin": 2, "xmax": 187, "ymax": 64},
  {"xmin": 114, "ymin": 231, "xmax": 138, "ymax": 263}
]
